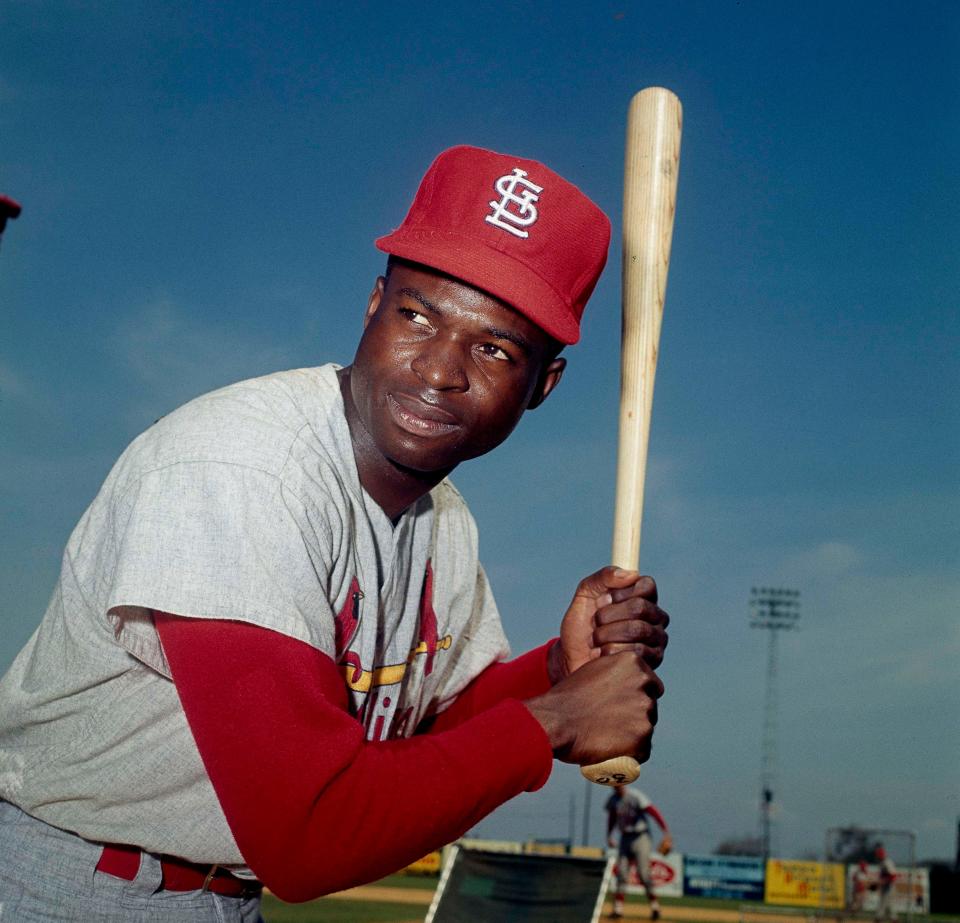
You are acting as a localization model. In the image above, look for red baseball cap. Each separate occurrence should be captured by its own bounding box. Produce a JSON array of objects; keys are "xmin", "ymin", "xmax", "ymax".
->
[{"xmin": 375, "ymin": 146, "xmax": 610, "ymax": 345}]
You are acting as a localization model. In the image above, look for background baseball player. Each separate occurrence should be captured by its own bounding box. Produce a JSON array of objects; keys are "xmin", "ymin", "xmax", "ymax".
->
[
  {"xmin": 851, "ymin": 859, "xmax": 871, "ymax": 914},
  {"xmin": 874, "ymin": 845, "xmax": 899, "ymax": 923},
  {"xmin": 606, "ymin": 781, "xmax": 672, "ymax": 920},
  {"xmin": 0, "ymin": 146, "xmax": 671, "ymax": 921}
]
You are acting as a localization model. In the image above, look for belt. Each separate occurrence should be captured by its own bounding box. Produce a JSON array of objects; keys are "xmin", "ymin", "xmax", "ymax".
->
[{"xmin": 96, "ymin": 843, "xmax": 261, "ymax": 898}]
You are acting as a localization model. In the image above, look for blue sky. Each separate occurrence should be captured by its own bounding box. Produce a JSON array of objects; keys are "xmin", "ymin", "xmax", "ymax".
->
[{"xmin": 1, "ymin": 1, "xmax": 957, "ymax": 861}]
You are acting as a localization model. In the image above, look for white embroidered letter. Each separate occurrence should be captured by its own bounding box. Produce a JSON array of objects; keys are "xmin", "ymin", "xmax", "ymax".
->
[{"xmin": 485, "ymin": 168, "xmax": 544, "ymax": 238}]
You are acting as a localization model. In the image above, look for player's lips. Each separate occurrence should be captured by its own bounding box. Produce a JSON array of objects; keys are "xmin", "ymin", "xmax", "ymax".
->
[{"xmin": 387, "ymin": 392, "xmax": 461, "ymax": 437}]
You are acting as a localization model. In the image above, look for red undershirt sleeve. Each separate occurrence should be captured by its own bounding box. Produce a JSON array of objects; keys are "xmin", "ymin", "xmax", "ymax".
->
[
  {"xmin": 646, "ymin": 804, "xmax": 668, "ymax": 832},
  {"xmin": 423, "ymin": 639, "xmax": 556, "ymax": 733},
  {"xmin": 154, "ymin": 613, "xmax": 553, "ymax": 902}
]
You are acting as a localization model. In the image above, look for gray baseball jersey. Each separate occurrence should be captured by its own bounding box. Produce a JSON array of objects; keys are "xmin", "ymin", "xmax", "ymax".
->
[
  {"xmin": 0, "ymin": 364, "xmax": 511, "ymax": 870},
  {"xmin": 606, "ymin": 787, "xmax": 653, "ymax": 835}
]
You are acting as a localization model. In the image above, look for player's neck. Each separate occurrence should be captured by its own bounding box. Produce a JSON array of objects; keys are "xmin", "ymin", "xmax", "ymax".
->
[{"xmin": 339, "ymin": 369, "xmax": 450, "ymax": 520}]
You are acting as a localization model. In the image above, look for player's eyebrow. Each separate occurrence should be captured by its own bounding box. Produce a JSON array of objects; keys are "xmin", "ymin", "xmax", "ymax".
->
[
  {"xmin": 397, "ymin": 286, "xmax": 534, "ymax": 357},
  {"xmin": 397, "ymin": 287, "xmax": 440, "ymax": 316},
  {"xmin": 483, "ymin": 325, "xmax": 533, "ymax": 357}
]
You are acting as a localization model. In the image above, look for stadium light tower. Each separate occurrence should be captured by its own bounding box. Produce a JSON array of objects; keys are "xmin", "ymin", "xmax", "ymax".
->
[{"xmin": 750, "ymin": 586, "xmax": 800, "ymax": 860}]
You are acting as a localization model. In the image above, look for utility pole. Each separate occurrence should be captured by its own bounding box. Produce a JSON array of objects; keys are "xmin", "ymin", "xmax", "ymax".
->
[
  {"xmin": 569, "ymin": 792, "xmax": 577, "ymax": 849},
  {"xmin": 582, "ymin": 777, "xmax": 593, "ymax": 846},
  {"xmin": 955, "ymin": 816, "xmax": 959, "ymax": 873},
  {"xmin": 750, "ymin": 586, "xmax": 800, "ymax": 860}
]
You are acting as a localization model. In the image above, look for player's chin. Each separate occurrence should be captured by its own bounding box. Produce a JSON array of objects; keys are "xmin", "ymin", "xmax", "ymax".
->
[
  {"xmin": 382, "ymin": 425, "xmax": 505, "ymax": 474},
  {"xmin": 383, "ymin": 431, "xmax": 472, "ymax": 475}
]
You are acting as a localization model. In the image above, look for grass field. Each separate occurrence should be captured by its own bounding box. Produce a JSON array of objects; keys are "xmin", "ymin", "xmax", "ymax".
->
[
  {"xmin": 259, "ymin": 876, "xmax": 960, "ymax": 923},
  {"xmin": 261, "ymin": 894, "xmax": 424, "ymax": 923},
  {"xmin": 261, "ymin": 875, "xmax": 432, "ymax": 923}
]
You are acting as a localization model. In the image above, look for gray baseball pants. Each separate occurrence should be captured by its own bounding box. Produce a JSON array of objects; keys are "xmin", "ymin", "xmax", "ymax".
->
[{"xmin": 0, "ymin": 800, "xmax": 264, "ymax": 922}]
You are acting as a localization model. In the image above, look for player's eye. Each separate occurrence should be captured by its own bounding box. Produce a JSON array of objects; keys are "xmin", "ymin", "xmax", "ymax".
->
[
  {"xmin": 398, "ymin": 307, "xmax": 432, "ymax": 328},
  {"xmin": 479, "ymin": 343, "xmax": 512, "ymax": 362}
]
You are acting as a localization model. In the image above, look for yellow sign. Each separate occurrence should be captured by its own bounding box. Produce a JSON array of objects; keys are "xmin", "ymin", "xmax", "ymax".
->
[
  {"xmin": 570, "ymin": 846, "xmax": 605, "ymax": 859},
  {"xmin": 765, "ymin": 859, "xmax": 845, "ymax": 908},
  {"xmin": 525, "ymin": 841, "xmax": 567, "ymax": 855},
  {"xmin": 405, "ymin": 851, "xmax": 442, "ymax": 875}
]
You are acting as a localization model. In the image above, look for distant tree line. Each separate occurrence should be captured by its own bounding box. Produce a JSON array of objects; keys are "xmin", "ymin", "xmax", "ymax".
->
[{"xmin": 714, "ymin": 835, "xmax": 763, "ymax": 857}]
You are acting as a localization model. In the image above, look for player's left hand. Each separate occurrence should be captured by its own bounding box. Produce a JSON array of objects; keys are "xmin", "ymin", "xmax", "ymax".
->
[{"xmin": 549, "ymin": 566, "xmax": 669, "ymax": 683}]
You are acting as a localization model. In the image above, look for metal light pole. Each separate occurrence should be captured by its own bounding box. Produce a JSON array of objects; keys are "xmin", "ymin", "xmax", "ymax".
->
[
  {"xmin": 582, "ymin": 777, "xmax": 593, "ymax": 846},
  {"xmin": 750, "ymin": 586, "xmax": 800, "ymax": 860}
]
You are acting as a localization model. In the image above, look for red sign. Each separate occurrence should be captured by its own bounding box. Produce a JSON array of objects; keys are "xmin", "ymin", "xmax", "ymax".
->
[{"xmin": 651, "ymin": 859, "xmax": 676, "ymax": 886}]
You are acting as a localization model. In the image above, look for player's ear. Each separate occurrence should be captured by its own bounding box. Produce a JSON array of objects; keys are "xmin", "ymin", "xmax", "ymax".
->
[
  {"xmin": 363, "ymin": 276, "xmax": 387, "ymax": 329},
  {"xmin": 527, "ymin": 357, "xmax": 566, "ymax": 410}
]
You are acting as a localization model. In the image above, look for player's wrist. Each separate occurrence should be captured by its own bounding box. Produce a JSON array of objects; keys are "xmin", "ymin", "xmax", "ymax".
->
[
  {"xmin": 546, "ymin": 640, "xmax": 567, "ymax": 685},
  {"xmin": 524, "ymin": 693, "xmax": 571, "ymax": 755}
]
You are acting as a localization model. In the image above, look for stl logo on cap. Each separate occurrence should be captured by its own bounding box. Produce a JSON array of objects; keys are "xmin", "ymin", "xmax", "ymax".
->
[
  {"xmin": 485, "ymin": 167, "xmax": 544, "ymax": 239},
  {"xmin": 374, "ymin": 145, "xmax": 611, "ymax": 345}
]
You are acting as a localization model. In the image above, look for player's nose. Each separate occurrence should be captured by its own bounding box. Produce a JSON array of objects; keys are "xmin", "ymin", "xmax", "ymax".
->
[{"xmin": 410, "ymin": 336, "xmax": 469, "ymax": 392}]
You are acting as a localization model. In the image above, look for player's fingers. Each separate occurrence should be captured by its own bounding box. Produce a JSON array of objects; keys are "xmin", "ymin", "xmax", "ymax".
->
[
  {"xmin": 624, "ymin": 653, "xmax": 665, "ymax": 701},
  {"xmin": 608, "ymin": 575, "xmax": 657, "ymax": 605},
  {"xmin": 594, "ymin": 614, "xmax": 668, "ymax": 667},
  {"xmin": 572, "ymin": 566, "xmax": 641, "ymax": 603},
  {"xmin": 599, "ymin": 641, "xmax": 665, "ymax": 668},
  {"xmin": 596, "ymin": 596, "xmax": 670, "ymax": 629},
  {"xmin": 593, "ymin": 616, "xmax": 667, "ymax": 650}
]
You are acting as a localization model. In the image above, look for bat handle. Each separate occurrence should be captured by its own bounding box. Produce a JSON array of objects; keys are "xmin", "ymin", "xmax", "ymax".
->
[
  {"xmin": 580, "ymin": 755, "xmax": 641, "ymax": 786},
  {"xmin": 578, "ymin": 569, "xmax": 642, "ymax": 786}
]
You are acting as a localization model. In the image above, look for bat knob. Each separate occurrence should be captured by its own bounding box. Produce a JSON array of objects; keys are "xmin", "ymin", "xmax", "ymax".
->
[{"xmin": 580, "ymin": 755, "xmax": 641, "ymax": 786}]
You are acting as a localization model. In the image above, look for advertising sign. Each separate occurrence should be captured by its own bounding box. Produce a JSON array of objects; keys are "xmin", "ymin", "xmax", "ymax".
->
[
  {"xmin": 405, "ymin": 851, "xmax": 442, "ymax": 875},
  {"xmin": 765, "ymin": 859, "xmax": 845, "ymax": 908},
  {"xmin": 624, "ymin": 852, "xmax": 684, "ymax": 897},
  {"xmin": 683, "ymin": 854, "xmax": 765, "ymax": 901},
  {"xmin": 847, "ymin": 864, "xmax": 930, "ymax": 915}
]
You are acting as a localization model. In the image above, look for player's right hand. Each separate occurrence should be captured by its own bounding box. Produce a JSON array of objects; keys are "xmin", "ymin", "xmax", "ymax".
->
[
  {"xmin": 524, "ymin": 651, "xmax": 663, "ymax": 766},
  {"xmin": 551, "ymin": 567, "xmax": 669, "ymax": 682}
]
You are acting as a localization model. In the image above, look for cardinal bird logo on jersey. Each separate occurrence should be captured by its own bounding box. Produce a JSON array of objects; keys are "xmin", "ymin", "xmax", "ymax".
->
[{"xmin": 334, "ymin": 561, "xmax": 452, "ymax": 695}]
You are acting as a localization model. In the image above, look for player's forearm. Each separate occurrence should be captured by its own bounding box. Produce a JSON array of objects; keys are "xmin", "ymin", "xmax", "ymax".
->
[
  {"xmin": 267, "ymin": 700, "xmax": 551, "ymax": 899},
  {"xmin": 423, "ymin": 639, "xmax": 555, "ymax": 733},
  {"xmin": 157, "ymin": 614, "xmax": 552, "ymax": 901}
]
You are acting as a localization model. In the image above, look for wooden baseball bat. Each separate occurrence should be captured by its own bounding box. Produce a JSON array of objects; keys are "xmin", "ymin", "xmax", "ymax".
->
[{"xmin": 580, "ymin": 87, "xmax": 682, "ymax": 786}]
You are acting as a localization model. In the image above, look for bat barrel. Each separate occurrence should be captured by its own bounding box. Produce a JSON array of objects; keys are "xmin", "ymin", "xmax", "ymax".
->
[{"xmin": 612, "ymin": 87, "xmax": 682, "ymax": 570}]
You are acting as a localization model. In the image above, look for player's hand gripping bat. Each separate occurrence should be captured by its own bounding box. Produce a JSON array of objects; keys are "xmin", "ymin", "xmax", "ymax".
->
[{"xmin": 579, "ymin": 87, "xmax": 682, "ymax": 786}]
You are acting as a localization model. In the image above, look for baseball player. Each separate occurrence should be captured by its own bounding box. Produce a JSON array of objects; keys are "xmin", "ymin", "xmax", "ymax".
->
[
  {"xmin": 0, "ymin": 145, "xmax": 670, "ymax": 921},
  {"xmin": 874, "ymin": 846, "xmax": 899, "ymax": 923},
  {"xmin": 851, "ymin": 859, "xmax": 871, "ymax": 914},
  {"xmin": 606, "ymin": 782, "xmax": 671, "ymax": 920}
]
